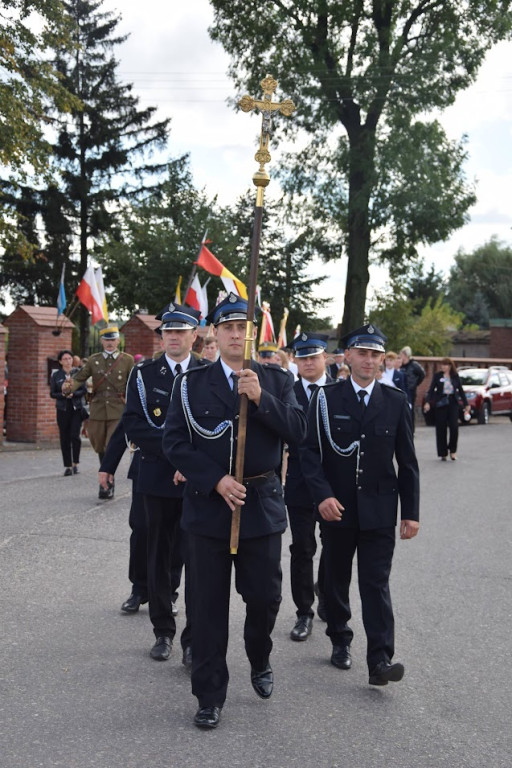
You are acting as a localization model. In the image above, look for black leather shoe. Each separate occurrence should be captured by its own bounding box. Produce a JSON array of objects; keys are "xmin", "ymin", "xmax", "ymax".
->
[
  {"xmin": 251, "ymin": 664, "xmax": 273, "ymax": 699},
  {"xmin": 64, "ymin": 467, "xmax": 73, "ymax": 476},
  {"xmin": 150, "ymin": 636, "xmax": 172, "ymax": 661},
  {"xmin": 194, "ymin": 705, "xmax": 222, "ymax": 729},
  {"xmin": 290, "ymin": 615, "xmax": 313, "ymax": 641},
  {"xmin": 331, "ymin": 645, "xmax": 352, "ymax": 670},
  {"xmin": 369, "ymin": 660, "xmax": 404, "ymax": 686},
  {"xmin": 182, "ymin": 646, "xmax": 192, "ymax": 670},
  {"xmin": 121, "ymin": 592, "xmax": 148, "ymax": 613},
  {"xmin": 314, "ymin": 582, "xmax": 327, "ymax": 622},
  {"xmin": 72, "ymin": 465, "xmax": 79, "ymax": 474}
]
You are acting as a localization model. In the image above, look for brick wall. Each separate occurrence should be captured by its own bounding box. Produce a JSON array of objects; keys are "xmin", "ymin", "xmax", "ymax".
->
[
  {"xmin": 489, "ymin": 323, "xmax": 512, "ymax": 358},
  {"xmin": 3, "ymin": 307, "xmax": 75, "ymax": 443},
  {"xmin": 0, "ymin": 324, "xmax": 6, "ymax": 446}
]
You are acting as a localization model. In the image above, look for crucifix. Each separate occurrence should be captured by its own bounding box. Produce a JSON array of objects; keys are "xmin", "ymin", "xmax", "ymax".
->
[{"xmin": 230, "ymin": 74, "xmax": 296, "ymax": 554}]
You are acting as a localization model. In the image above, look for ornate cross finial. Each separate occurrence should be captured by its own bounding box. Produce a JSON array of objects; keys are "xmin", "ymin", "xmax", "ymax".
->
[{"xmin": 239, "ymin": 74, "xmax": 295, "ymax": 194}]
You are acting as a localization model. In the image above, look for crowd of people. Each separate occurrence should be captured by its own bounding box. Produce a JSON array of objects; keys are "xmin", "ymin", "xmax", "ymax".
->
[{"xmin": 53, "ymin": 305, "xmax": 432, "ymax": 730}]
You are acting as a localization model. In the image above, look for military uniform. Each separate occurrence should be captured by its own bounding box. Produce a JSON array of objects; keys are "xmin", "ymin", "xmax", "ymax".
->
[
  {"xmin": 68, "ymin": 350, "xmax": 133, "ymax": 455},
  {"xmin": 162, "ymin": 293, "xmax": 307, "ymax": 718},
  {"xmin": 300, "ymin": 324, "xmax": 420, "ymax": 682},
  {"xmin": 123, "ymin": 303, "xmax": 208, "ymax": 658}
]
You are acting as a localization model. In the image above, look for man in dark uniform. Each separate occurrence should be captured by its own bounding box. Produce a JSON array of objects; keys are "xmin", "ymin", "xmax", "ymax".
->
[
  {"xmin": 123, "ymin": 303, "xmax": 207, "ymax": 665},
  {"xmin": 98, "ymin": 419, "xmax": 147, "ymax": 613},
  {"xmin": 328, "ymin": 348, "xmax": 345, "ymax": 379},
  {"xmin": 301, "ymin": 324, "xmax": 420, "ymax": 686},
  {"xmin": 62, "ymin": 325, "xmax": 133, "ymax": 498},
  {"xmin": 163, "ymin": 293, "xmax": 306, "ymax": 730},
  {"xmin": 285, "ymin": 332, "xmax": 332, "ymax": 642}
]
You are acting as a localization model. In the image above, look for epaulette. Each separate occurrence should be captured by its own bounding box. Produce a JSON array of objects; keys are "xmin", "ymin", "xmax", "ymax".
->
[
  {"xmin": 261, "ymin": 362, "xmax": 291, "ymax": 376},
  {"xmin": 182, "ymin": 364, "xmax": 209, "ymax": 375},
  {"xmin": 323, "ymin": 379, "xmax": 341, "ymax": 388},
  {"xmin": 136, "ymin": 358, "xmax": 154, "ymax": 369},
  {"xmin": 380, "ymin": 383, "xmax": 407, "ymax": 399}
]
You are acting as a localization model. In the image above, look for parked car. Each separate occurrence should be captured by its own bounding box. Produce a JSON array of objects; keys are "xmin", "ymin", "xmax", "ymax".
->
[
  {"xmin": 422, "ymin": 366, "xmax": 512, "ymax": 426},
  {"xmin": 458, "ymin": 366, "xmax": 512, "ymax": 424}
]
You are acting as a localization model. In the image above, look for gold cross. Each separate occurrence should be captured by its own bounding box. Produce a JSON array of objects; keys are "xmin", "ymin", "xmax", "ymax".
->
[{"xmin": 239, "ymin": 75, "xmax": 295, "ymax": 196}]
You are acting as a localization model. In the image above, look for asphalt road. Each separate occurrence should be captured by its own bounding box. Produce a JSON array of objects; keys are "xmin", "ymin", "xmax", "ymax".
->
[{"xmin": 0, "ymin": 418, "xmax": 511, "ymax": 768}]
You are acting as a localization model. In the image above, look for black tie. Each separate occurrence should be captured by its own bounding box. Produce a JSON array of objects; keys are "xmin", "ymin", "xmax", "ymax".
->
[
  {"xmin": 231, "ymin": 372, "xmax": 238, "ymax": 397},
  {"xmin": 358, "ymin": 389, "xmax": 368, "ymax": 412},
  {"xmin": 174, "ymin": 363, "xmax": 182, "ymax": 376},
  {"xmin": 307, "ymin": 383, "xmax": 318, "ymax": 400}
]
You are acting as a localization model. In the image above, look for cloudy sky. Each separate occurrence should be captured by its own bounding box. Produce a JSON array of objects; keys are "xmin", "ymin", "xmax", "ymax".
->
[{"xmin": 106, "ymin": 0, "xmax": 512, "ymax": 324}]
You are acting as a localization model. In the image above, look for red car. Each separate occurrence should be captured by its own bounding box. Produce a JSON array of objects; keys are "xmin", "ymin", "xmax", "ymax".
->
[{"xmin": 458, "ymin": 366, "xmax": 512, "ymax": 424}]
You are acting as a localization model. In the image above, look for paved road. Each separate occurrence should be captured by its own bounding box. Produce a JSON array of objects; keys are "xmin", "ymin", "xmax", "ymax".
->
[{"xmin": 0, "ymin": 419, "xmax": 511, "ymax": 768}]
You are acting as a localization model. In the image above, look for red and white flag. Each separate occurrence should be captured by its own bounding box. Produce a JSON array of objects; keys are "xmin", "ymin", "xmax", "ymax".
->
[
  {"xmin": 259, "ymin": 301, "xmax": 275, "ymax": 345},
  {"xmin": 185, "ymin": 274, "xmax": 209, "ymax": 319},
  {"xmin": 76, "ymin": 266, "xmax": 103, "ymax": 325}
]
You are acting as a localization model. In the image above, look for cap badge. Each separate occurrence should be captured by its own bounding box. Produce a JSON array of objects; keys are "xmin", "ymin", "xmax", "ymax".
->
[
  {"xmin": 168, "ymin": 303, "xmax": 175, "ymax": 312},
  {"xmin": 229, "ymin": 293, "xmax": 237, "ymax": 303},
  {"xmin": 301, "ymin": 333, "xmax": 307, "ymax": 341},
  {"xmin": 367, "ymin": 324, "xmax": 375, "ymax": 334}
]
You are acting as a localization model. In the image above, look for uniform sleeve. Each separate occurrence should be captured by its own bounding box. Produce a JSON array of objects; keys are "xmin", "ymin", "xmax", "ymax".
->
[
  {"xmin": 123, "ymin": 366, "xmax": 166, "ymax": 458},
  {"xmin": 251, "ymin": 370, "xmax": 306, "ymax": 446},
  {"xmin": 394, "ymin": 398, "xmax": 420, "ymax": 521},
  {"xmin": 299, "ymin": 389, "xmax": 337, "ymax": 506},
  {"xmin": 162, "ymin": 374, "xmax": 230, "ymax": 495}
]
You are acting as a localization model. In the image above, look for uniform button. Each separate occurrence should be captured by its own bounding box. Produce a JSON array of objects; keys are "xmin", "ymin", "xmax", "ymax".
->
[
  {"xmin": 235, "ymin": 414, "xmax": 239, "ymax": 420},
  {"xmin": 358, "ymin": 469, "xmax": 363, "ymax": 474},
  {"xmin": 361, "ymin": 434, "xmax": 366, "ymax": 439},
  {"xmin": 360, "ymin": 452, "xmax": 365, "ymax": 457},
  {"xmin": 357, "ymin": 486, "xmax": 362, "ymax": 490}
]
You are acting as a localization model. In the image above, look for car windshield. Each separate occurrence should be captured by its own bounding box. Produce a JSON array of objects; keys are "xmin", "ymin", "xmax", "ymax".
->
[{"xmin": 459, "ymin": 369, "xmax": 487, "ymax": 386}]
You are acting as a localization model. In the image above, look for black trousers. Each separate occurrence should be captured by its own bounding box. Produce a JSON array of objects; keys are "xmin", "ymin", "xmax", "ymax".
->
[
  {"xmin": 128, "ymin": 487, "xmax": 147, "ymax": 597},
  {"xmin": 320, "ymin": 523, "xmax": 396, "ymax": 670},
  {"xmin": 287, "ymin": 504, "xmax": 324, "ymax": 617},
  {"xmin": 188, "ymin": 531, "xmax": 282, "ymax": 708},
  {"xmin": 434, "ymin": 399, "xmax": 460, "ymax": 457},
  {"xmin": 56, "ymin": 406, "xmax": 82, "ymax": 467},
  {"xmin": 144, "ymin": 495, "xmax": 182, "ymax": 639}
]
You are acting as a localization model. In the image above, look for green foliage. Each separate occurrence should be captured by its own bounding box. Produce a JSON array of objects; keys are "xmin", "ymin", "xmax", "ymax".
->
[
  {"xmin": 446, "ymin": 237, "xmax": 512, "ymax": 326},
  {"xmin": 209, "ymin": 0, "xmax": 512, "ymax": 333}
]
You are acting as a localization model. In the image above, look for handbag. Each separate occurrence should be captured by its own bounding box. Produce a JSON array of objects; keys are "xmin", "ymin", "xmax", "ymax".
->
[{"xmin": 436, "ymin": 395, "xmax": 449, "ymax": 408}]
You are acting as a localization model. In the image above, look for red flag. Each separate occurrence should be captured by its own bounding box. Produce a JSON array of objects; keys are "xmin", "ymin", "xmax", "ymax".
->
[
  {"xmin": 76, "ymin": 266, "xmax": 103, "ymax": 324},
  {"xmin": 196, "ymin": 245, "xmax": 247, "ymax": 299}
]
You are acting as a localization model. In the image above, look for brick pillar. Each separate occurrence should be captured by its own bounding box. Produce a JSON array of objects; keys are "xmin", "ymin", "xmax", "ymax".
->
[
  {"xmin": 0, "ymin": 323, "xmax": 6, "ymax": 447},
  {"xmin": 122, "ymin": 313, "xmax": 162, "ymax": 360},
  {"xmin": 3, "ymin": 306, "xmax": 76, "ymax": 443}
]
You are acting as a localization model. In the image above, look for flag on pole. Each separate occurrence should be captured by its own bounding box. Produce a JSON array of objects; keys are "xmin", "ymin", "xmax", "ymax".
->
[
  {"xmin": 76, "ymin": 266, "xmax": 104, "ymax": 324},
  {"xmin": 185, "ymin": 274, "xmax": 209, "ymax": 319},
  {"xmin": 293, "ymin": 324, "xmax": 301, "ymax": 339},
  {"xmin": 196, "ymin": 244, "xmax": 247, "ymax": 299},
  {"xmin": 57, "ymin": 264, "xmax": 66, "ymax": 316},
  {"xmin": 259, "ymin": 301, "xmax": 275, "ymax": 345},
  {"xmin": 277, "ymin": 308, "xmax": 289, "ymax": 348},
  {"xmin": 174, "ymin": 275, "xmax": 182, "ymax": 304},
  {"xmin": 94, "ymin": 267, "xmax": 109, "ymax": 322}
]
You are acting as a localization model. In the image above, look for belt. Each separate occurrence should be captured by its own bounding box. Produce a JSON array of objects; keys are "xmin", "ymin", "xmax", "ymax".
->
[{"xmin": 242, "ymin": 470, "xmax": 276, "ymax": 487}]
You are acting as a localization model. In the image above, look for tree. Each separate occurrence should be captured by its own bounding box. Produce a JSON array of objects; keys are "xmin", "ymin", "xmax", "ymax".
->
[
  {"xmin": 209, "ymin": 0, "xmax": 511, "ymax": 336},
  {"xmin": 446, "ymin": 237, "xmax": 512, "ymax": 326},
  {"xmin": 0, "ymin": 0, "xmax": 77, "ymax": 255},
  {"xmin": 45, "ymin": 0, "xmax": 170, "ymax": 354}
]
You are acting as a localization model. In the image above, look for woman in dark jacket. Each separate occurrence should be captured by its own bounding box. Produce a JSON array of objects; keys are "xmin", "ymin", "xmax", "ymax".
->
[
  {"xmin": 50, "ymin": 350, "xmax": 87, "ymax": 476},
  {"xmin": 424, "ymin": 357, "xmax": 471, "ymax": 461}
]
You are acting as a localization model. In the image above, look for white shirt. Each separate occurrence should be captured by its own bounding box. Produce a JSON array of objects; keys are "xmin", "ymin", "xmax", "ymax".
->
[
  {"xmin": 165, "ymin": 353, "xmax": 191, "ymax": 375},
  {"xmin": 350, "ymin": 378, "xmax": 376, "ymax": 407},
  {"xmin": 301, "ymin": 373, "xmax": 327, "ymax": 400},
  {"xmin": 220, "ymin": 358, "xmax": 238, "ymax": 389}
]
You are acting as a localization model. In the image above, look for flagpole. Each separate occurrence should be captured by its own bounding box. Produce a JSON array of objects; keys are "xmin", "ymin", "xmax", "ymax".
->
[
  {"xmin": 183, "ymin": 229, "xmax": 208, "ymax": 305},
  {"xmin": 230, "ymin": 75, "xmax": 295, "ymax": 554}
]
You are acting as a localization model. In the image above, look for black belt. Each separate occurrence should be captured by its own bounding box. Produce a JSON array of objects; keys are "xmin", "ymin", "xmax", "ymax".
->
[{"xmin": 242, "ymin": 470, "xmax": 276, "ymax": 487}]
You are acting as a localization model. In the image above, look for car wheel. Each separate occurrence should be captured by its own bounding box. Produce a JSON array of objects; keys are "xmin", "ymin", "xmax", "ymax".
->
[{"xmin": 477, "ymin": 402, "xmax": 490, "ymax": 425}]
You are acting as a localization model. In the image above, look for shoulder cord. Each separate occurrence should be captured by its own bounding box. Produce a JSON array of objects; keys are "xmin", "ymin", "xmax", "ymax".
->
[
  {"xmin": 136, "ymin": 369, "xmax": 165, "ymax": 430},
  {"xmin": 316, "ymin": 388, "xmax": 360, "ymax": 476},
  {"xmin": 180, "ymin": 374, "xmax": 235, "ymax": 476}
]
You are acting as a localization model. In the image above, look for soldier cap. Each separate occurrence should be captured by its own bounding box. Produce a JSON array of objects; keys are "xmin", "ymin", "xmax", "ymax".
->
[
  {"xmin": 291, "ymin": 332, "xmax": 328, "ymax": 358},
  {"xmin": 341, "ymin": 323, "xmax": 387, "ymax": 353}
]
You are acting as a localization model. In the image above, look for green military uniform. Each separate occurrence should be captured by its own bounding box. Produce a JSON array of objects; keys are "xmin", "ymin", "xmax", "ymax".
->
[{"xmin": 69, "ymin": 351, "xmax": 134, "ymax": 455}]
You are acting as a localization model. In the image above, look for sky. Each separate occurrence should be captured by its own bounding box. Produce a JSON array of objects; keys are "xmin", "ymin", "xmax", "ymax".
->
[{"xmin": 96, "ymin": 2, "xmax": 512, "ymax": 324}]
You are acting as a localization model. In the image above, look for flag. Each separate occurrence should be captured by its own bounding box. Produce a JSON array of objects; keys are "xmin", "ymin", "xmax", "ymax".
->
[
  {"xmin": 57, "ymin": 264, "xmax": 66, "ymax": 316},
  {"xmin": 94, "ymin": 267, "xmax": 109, "ymax": 322},
  {"xmin": 277, "ymin": 308, "xmax": 289, "ymax": 349},
  {"xmin": 196, "ymin": 244, "xmax": 247, "ymax": 299},
  {"xmin": 293, "ymin": 324, "xmax": 301, "ymax": 339},
  {"xmin": 185, "ymin": 274, "xmax": 209, "ymax": 319},
  {"xmin": 259, "ymin": 301, "xmax": 275, "ymax": 345},
  {"xmin": 76, "ymin": 266, "xmax": 103, "ymax": 325},
  {"xmin": 174, "ymin": 275, "xmax": 182, "ymax": 304}
]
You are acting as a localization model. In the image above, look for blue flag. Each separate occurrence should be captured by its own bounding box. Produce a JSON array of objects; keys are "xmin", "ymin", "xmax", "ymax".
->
[{"xmin": 57, "ymin": 265, "xmax": 66, "ymax": 315}]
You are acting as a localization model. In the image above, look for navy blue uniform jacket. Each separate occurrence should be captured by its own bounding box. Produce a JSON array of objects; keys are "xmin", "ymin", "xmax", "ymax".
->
[
  {"xmin": 300, "ymin": 378, "xmax": 419, "ymax": 530},
  {"xmin": 162, "ymin": 359, "xmax": 307, "ymax": 540},
  {"xmin": 284, "ymin": 376, "xmax": 332, "ymax": 508},
  {"xmin": 123, "ymin": 354, "xmax": 207, "ymax": 498}
]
